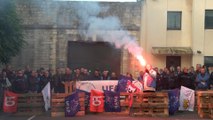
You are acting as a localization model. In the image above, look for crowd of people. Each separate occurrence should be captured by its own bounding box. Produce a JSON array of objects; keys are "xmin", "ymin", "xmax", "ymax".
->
[
  {"xmin": 139, "ymin": 64, "xmax": 213, "ymax": 91},
  {"xmin": 0, "ymin": 64, "xmax": 213, "ymax": 95},
  {"xmin": 0, "ymin": 65, "xmax": 119, "ymax": 94}
]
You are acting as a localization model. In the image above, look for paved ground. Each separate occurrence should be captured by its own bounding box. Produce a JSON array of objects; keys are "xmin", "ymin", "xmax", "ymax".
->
[{"xmin": 0, "ymin": 111, "xmax": 211, "ymax": 120}]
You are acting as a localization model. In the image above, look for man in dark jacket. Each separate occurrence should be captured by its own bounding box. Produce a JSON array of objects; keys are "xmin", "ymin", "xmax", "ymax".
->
[
  {"xmin": 63, "ymin": 67, "xmax": 73, "ymax": 82},
  {"xmin": 73, "ymin": 68, "xmax": 84, "ymax": 81},
  {"xmin": 91, "ymin": 70, "xmax": 101, "ymax": 80},
  {"xmin": 180, "ymin": 67, "xmax": 195, "ymax": 90},
  {"xmin": 13, "ymin": 70, "xmax": 28, "ymax": 93},
  {"xmin": 53, "ymin": 68, "xmax": 64, "ymax": 93},
  {"xmin": 28, "ymin": 70, "xmax": 40, "ymax": 93},
  {"xmin": 39, "ymin": 71, "xmax": 52, "ymax": 92}
]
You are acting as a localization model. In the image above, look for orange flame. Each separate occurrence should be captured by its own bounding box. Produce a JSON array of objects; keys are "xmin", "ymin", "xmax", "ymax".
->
[{"xmin": 136, "ymin": 55, "xmax": 146, "ymax": 66}]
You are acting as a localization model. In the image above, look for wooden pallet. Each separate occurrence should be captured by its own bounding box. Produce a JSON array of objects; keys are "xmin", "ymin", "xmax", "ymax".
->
[
  {"xmin": 196, "ymin": 90, "xmax": 213, "ymax": 118},
  {"xmin": 51, "ymin": 92, "xmax": 85, "ymax": 117},
  {"xmin": 210, "ymin": 94, "xmax": 213, "ymax": 119},
  {"xmin": 16, "ymin": 93, "xmax": 44, "ymax": 116},
  {"xmin": 131, "ymin": 92, "xmax": 169, "ymax": 117}
]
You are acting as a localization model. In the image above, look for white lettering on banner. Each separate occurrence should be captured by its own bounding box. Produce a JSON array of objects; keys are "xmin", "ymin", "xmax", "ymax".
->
[
  {"xmin": 76, "ymin": 80, "xmax": 118, "ymax": 92},
  {"xmin": 114, "ymin": 96, "xmax": 119, "ymax": 108},
  {"xmin": 65, "ymin": 101, "xmax": 71, "ymax": 113},
  {"xmin": 4, "ymin": 96, "xmax": 15, "ymax": 107},
  {"xmin": 92, "ymin": 96, "xmax": 102, "ymax": 106},
  {"xmin": 102, "ymin": 85, "xmax": 116, "ymax": 91}
]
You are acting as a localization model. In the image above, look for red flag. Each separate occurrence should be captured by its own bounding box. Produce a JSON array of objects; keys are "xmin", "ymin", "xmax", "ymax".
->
[
  {"xmin": 90, "ymin": 89, "xmax": 104, "ymax": 112},
  {"xmin": 3, "ymin": 90, "xmax": 18, "ymax": 113},
  {"xmin": 126, "ymin": 81, "xmax": 140, "ymax": 107}
]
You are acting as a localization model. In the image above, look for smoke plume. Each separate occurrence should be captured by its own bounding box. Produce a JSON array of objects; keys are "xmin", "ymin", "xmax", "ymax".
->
[{"xmin": 73, "ymin": 2, "xmax": 145, "ymax": 65}]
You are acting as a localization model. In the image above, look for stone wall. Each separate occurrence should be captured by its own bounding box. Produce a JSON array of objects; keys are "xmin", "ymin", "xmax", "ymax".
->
[{"xmin": 12, "ymin": 0, "xmax": 142, "ymax": 75}]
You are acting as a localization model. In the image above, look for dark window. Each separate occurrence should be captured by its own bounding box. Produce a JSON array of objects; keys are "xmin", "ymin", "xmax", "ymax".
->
[
  {"xmin": 205, "ymin": 10, "xmax": 213, "ymax": 29},
  {"xmin": 167, "ymin": 11, "xmax": 182, "ymax": 30},
  {"xmin": 204, "ymin": 56, "xmax": 213, "ymax": 67}
]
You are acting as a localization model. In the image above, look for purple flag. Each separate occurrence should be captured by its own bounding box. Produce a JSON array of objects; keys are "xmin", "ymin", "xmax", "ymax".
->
[
  {"xmin": 168, "ymin": 89, "xmax": 180, "ymax": 115},
  {"xmin": 116, "ymin": 76, "xmax": 129, "ymax": 92},
  {"xmin": 76, "ymin": 89, "xmax": 90, "ymax": 110},
  {"xmin": 65, "ymin": 92, "xmax": 80, "ymax": 117},
  {"xmin": 104, "ymin": 91, "xmax": 121, "ymax": 112}
]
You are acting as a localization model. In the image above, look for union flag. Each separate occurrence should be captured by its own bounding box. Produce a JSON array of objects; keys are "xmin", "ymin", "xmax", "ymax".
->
[
  {"xmin": 90, "ymin": 89, "xmax": 104, "ymax": 112},
  {"xmin": 3, "ymin": 90, "xmax": 18, "ymax": 113}
]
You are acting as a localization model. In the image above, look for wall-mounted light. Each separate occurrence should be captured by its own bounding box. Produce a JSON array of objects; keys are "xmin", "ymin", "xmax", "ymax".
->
[{"xmin": 197, "ymin": 50, "xmax": 202, "ymax": 54}]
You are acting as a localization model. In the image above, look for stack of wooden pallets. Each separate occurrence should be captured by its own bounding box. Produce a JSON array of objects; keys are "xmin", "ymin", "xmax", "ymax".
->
[
  {"xmin": 197, "ymin": 90, "xmax": 213, "ymax": 119},
  {"xmin": 131, "ymin": 92, "xmax": 169, "ymax": 117},
  {"xmin": 16, "ymin": 93, "xmax": 44, "ymax": 115}
]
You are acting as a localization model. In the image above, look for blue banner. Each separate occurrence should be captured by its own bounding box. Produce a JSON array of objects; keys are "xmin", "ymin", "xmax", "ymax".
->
[
  {"xmin": 65, "ymin": 92, "xmax": 80, "ymax": 117},
  {"xmin": 116, "ymin": 76, "xmax": 130, "ymax": 92},
  {"xmin": 168, "ymin": 89, "xmax": 180, "ymax": 115},
  {"xmin": 76, "ymin": 89, "xmax": 90, "ymax": 110},
  {"xmin": 104, "ymin": 91, "xmax": 121, "ymax": 112}
]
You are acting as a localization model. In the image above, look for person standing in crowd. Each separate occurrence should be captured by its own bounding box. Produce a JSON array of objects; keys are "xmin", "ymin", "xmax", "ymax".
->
[
  {"xmin": 179, "ymin": 67, "xmax": 195, "ymax": 90},
  {"xmin": 168, "ymin": 66, "xmax": 176, "ymax": 90},
  {"xmin": 39, "ymin": 70, "xmax": 52, "ymax": 92},
  {"xmin": 24, "ymin": 65, "xmax": 31, "ymax": 80},
  {"xmin": 28, "ymin": 70, "xmax": 40, "ymax": 93},
  {"xmin": 161, "ymin": 67, "xmax": 169, "ymax": 90},
  {"xmin": 154, "ymin": 67, "xmax": 161, "ymax": 91},
  {"xmin": 80, "ymin": 67, "xmax": 85, "ymax": 76},
  {"xmin": 143, "ymin": 64, "xmax": 157, "ymax": 92},
  {"xmin": 63, "ymin": 67, "xmax": 73, "ymax": 82},
  {"xmin": 110, "ymin": 72, "xmax": 118, "ymax": 80},
  {"xmin": 0, "ymin": 71, "xmax": 11, "ymax": 112},
  {"xmin": 156, "ymin": 68, "xmax": 164, "ymax": 91},
  {"xmin": 196, "ymin": 64, "xmax": 202, "ymax": 75},
  {"xmin": 91, "ymin": 69, "xmax": 101, "ymax": 80},
  {"xmin": 138, "ymin": 71, "xmax": 144, "ymax": 82},
  {"xmin": 48, "ymin": 68, "xmax": 54, "ymax": 78},
  {"xmin": 37, "ymin": 67, "xmax": 45, "ymax": 80},
  {"xmin": 0, "ymin": 71, "xmax": 12, "ymax": 109},
  {"xmin": 175, "ymin": 66, "xmax": 182, "ymax": 88},
  {"xmin": 189, "ymin": 66, "xmax": 196, "ymax": 88},
  {"xmin": 196, "ymin": 67, "xmax": 210, "ymax": 90},
  {"xmin": 13, "ymin": 70, "xmax": 28, "ymax": 93},
  {"xmin": 2, "ymin": 65, "xmax": 13, "ymax": 82},
  {"xmin": 101, "ymin": 70, "xmax": 110, "ymax": 80},
  {"xmin": 0, "ymin": 71, "xmax": 12, "ymax": 90},
  {"xmin": 209, "ymin": 69, "xmax": 213, "ymax": 89},
  {"xmin": 73, "ymin": 68, "xmax": 84, "ymax": 81},
  {"xmin": 82, "ymin": 68, "xmax": 90, "ymax": 80},
  {"xmin": 126, "ymin": 72, "xmax": 134, "ymax": 81},
  {"xmin": 53, "ymin": 68, "xmax": 64, "ymax": 93}
]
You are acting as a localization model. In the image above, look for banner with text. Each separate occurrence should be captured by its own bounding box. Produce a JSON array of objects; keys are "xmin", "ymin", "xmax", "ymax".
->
[{"xmin": 76, "ymin": 80, "xmax": 118, "ymax": 92}]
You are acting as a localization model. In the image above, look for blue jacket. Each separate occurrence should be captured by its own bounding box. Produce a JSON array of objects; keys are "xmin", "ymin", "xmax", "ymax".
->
[{"xmin": 196, "ymin": 73, "xmax": 210, "ymax": 89}]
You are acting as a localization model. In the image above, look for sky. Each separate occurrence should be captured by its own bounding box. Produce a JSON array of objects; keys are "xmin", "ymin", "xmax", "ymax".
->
[{"xmin": 55, "ymin": 0, "xmax": 137, "ymax": 2}]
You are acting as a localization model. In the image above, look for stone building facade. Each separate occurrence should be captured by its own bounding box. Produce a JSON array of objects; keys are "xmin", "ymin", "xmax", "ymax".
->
[{"xmin": 12, "ymin": 0, "xmax": 142, "ymax": 75}]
